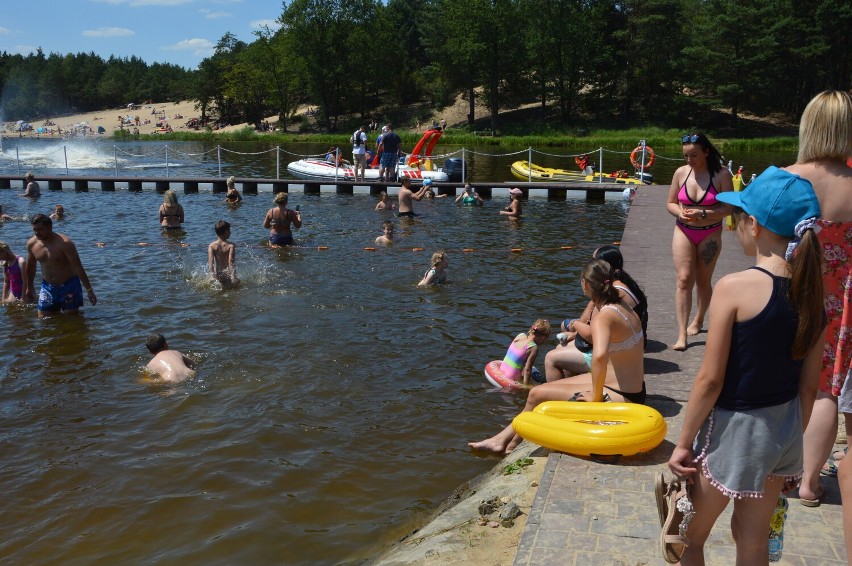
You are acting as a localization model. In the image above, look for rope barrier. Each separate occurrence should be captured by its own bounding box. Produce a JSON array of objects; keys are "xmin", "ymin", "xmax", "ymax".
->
[{"xmin": 87, "ymin": 240, "xmax": 618, "ymax": 255}]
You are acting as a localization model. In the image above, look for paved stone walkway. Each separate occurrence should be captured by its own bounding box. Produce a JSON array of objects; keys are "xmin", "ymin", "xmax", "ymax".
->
[{"xmin": 513, "ymin": 184, "xmax": 846, "ymax": 565}]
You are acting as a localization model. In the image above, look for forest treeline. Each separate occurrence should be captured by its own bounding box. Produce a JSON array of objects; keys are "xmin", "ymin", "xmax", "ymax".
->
[{"xmin": 1, "ymin": 0, "xmax": 849, "ymax": 134}]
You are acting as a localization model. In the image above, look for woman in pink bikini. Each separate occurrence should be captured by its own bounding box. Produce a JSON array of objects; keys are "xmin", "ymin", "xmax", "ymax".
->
[{"xmin": 666, "ymin": 133, "xmax": 733, "ymax": 351}]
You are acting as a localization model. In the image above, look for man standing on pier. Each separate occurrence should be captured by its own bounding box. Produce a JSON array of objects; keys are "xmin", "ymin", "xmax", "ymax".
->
[
  {"xmin": 23, "ymin": 213, "xmax": 97, "ymax": 317},
  {"xmin": 379, "ymin": 124, "xmax": 401, "ymax": 182},
  {"xmin": 351, "ymin": 125, "xmax": 368, "ymax": 181}
]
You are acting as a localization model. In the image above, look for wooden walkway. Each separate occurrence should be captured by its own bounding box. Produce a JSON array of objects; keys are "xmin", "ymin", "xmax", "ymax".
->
[{"xmin": 0, "ymin": 174, "xmax": 640, "ymax": 200}]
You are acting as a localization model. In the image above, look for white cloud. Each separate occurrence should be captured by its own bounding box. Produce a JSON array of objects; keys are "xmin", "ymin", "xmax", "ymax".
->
[
  {"xmin": 82, "ymin": 27, "xmax": 135, "ymax": 38},
  {"xmin": 163, "ymin": 38, "xmax": 215, "ymax": 58},
  {"xmin": 250, "ymin": 19, "xmax": 281, "ymax": 31},
  {"xmin": 200, "ymin": 9, "xmax": 231, "ymax": 19},
  {"xmin": 11, "ymin": 45, "xmax": 39, "ymax": 55}
]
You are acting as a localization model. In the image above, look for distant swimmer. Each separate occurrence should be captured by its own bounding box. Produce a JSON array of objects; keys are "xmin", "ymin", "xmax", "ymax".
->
[
  {"xmin": 418, "ymin": 251, "xmax": 448, "ymax": 286},
  {"xmin": 50, "ymin": 205, "xmax": 65, "ymax": 221},
  {"xmin": 145, "ymin": 333, "xmax": 196, "ymax": 383},
  {"xmin": 159, "ymin": 190, "xmax": 185, "ymax": 230},
  {"xmin": 500, "ymin": 188, "xmax": 523, "ymax": 219},
  {"xmin": 23, "ymin": 213, "xmax": 96, "ymax": 317},
  {"xmin": 225, "ymin": 176, "xmax": 242, "ymax": 204},
  {"xmin": 208, "ymin": 220, "xmax": 239, "ymax": 288},
  {"xmin": 263, "ymin": 192, "xmax": 301, "ymax": 246},
  {"xmin": 21, "ymin": 172, "xmax": 40, "ymax": 198}
]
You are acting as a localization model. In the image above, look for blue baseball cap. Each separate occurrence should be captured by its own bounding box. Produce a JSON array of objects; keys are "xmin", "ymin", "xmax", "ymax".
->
[
  {"xmin": 716, "ymin": 166, "xmax": 820, "ymax": 238},
  {"xmin": 423, "ymin": 178, "xmax": 433, "ymax": 186}
]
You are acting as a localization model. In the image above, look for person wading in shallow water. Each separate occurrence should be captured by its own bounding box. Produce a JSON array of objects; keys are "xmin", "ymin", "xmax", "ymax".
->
[{"xmin": 23, "ymin": 213, "xmax": 97, "ymax": 318}]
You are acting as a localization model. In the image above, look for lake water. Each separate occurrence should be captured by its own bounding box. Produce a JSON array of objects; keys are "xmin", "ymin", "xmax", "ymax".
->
[{"xmin": 0, "ymin": 139, "xmax": 798, "ymax": 564}]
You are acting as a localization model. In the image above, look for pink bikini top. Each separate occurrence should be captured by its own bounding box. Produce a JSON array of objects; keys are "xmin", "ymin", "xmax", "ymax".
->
[{"xmin": 678, "ymin": 169, "xmax": 719, "ymax": 206}]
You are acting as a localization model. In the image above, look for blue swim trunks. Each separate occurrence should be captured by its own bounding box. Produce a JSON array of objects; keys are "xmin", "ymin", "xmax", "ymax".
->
[
  {"xmin": 38, "ymin": 275, "xmax": 84, "ymax": 313},
  {"xmin": 380, "ymin": 152, "xmax": 397, "ymax": 169},
  {"xmin": 269, "ymin": 233, "xmax": 293, "ymax": 246}
]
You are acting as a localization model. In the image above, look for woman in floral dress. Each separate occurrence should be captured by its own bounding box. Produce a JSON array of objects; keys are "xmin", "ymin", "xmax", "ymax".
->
[{"xmin": 790, "ymin": 90, "xmax": 852, "ymax": 507}]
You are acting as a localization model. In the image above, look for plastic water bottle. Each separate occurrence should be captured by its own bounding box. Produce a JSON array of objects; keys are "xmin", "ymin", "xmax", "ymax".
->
[{"xmin": 768, "ymin": 493, "xmax": 788, "ymax": 562}]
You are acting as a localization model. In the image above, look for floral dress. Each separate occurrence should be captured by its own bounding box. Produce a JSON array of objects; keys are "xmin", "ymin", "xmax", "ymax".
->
[{"xmin": 818, "ymin": 220, "xmax": 852, "ymax": 395}]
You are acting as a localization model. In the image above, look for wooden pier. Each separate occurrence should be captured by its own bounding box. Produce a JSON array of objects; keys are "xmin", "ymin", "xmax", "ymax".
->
[{"xmin": 0, "ymin": 174, "xmax": 649, "ymax": 200}]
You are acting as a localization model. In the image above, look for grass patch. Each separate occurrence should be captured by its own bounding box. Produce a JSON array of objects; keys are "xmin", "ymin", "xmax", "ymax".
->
[
  {"xmin": 502, "ymin": 457, "xmax": 534, "ymax": 475},
  {"xmin": 110, "ymin": 126, "xmax": 797, "ymax": 152}
]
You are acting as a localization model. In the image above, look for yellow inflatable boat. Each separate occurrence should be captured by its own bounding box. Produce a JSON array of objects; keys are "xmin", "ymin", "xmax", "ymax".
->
[
  {"xmin": 512, "ymin": 401, "xmax": 667, "ymax": 457},
  {"xmin": 510, "ymin": 161, "xmax": 651, "ymax": 185}
]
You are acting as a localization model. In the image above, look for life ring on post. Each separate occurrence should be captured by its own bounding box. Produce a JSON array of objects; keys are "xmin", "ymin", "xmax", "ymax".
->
[
  {"xmin": 630, "ymin": 145, "xmax": 655, "ymax": 170},
  {"xmin": 575, "ymin": 154, "xmax": 590, "ymax": 171}
]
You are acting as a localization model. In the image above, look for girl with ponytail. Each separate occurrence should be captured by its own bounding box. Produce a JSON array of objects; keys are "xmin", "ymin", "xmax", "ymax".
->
[{"xmin": 667, "ymin": 167, "xmax": 824, "ymax": 563}]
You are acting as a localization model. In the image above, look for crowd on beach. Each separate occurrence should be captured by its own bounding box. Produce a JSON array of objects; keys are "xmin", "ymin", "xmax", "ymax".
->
[{"xmin": 1, "ymin": 90, "xmax": 850, "ymax": 564}]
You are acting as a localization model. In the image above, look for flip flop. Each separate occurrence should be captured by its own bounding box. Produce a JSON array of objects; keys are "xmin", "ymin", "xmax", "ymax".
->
[
  {"xmin": 821, "ymin": 461, "xmax": 838, "ymax": 477},
  {"xmin": 799, "ymin": 488, "xmax": 824, "ymax": 508}
]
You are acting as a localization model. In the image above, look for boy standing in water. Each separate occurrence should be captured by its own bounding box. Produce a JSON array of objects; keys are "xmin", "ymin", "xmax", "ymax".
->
[
  {"xmin": 208, "ymin": 220, "xmax": 239, "ymax": 288},
  {"xmin": 375, "ymin": 220, "xmax": 394, "ymax": 245},
  {"xmin": 145, "ymin": 334, "xmax": 196, "ymax": 383}
]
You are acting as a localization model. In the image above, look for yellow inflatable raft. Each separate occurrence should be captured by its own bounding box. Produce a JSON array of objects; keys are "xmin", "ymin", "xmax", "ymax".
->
[
  {"xmin": 512, "ymin": 401, "xmax": 667, "ymax": 457},
  {"xmin": 510, "ymin": 161, "xmax": 650, "ymax": 185}
]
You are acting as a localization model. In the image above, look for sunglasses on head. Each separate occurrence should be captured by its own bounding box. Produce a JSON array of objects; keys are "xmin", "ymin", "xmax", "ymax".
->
[{"xmin": 682, "ymin": 134, "xmax": 701, "ymax": 144}]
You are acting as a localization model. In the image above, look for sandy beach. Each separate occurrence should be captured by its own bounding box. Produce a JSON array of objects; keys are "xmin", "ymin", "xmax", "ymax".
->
[{"xmin": 2, "ymin": 100, "xmax": 217, "ymax": 138}]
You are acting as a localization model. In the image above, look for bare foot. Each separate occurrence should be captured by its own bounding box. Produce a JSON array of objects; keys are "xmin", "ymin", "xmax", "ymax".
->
[
  {"xmin": 468, "ymin": 438, "xmax": 509, "ymax": 456},
  {"xmin": 687, "ymin": 321, "xmax": 703, "ymax": 336},
  {"xmin": 672, "ymin": 338, "xmax": 688, "ymax": 351}
]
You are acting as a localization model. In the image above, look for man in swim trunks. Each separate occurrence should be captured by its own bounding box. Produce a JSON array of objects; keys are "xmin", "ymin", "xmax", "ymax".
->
[
  {"xmin": 379, "ymin": 124, "xmax": 401, "ymax": 181},
  {"xmin": 397, "ymin": 178, "xmax": 428, "ymax": 217},
  {"xmin": 23, "ymin": 213, "xmax": 97, "ymax": 317},
  {"xmin": 145, "ymin": 333, "xmax": 196, "ymax": 383}
]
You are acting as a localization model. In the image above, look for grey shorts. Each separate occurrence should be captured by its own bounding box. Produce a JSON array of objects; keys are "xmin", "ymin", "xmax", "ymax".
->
[
  {"xmin": 839, "ymin": 369, "xmax": 852, "ymax": 414},
  {"xmin": 694, "ymin": 398, "xmax": 803, "ymax": 498}
]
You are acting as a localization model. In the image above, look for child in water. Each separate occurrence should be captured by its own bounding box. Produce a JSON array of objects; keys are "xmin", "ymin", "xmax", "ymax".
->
[
  {"xmin": 50, "ymin": 205, "xmax": 64, "ymax": 221},
  {"xmin": 145, "ymin": 333, "xmax": 196, "ymax": 383},
  {"xmin": 500, "ymin": 320, "xmax": 551, "ymax": 385},
  {"xmin": 375, "ymin": 220, "xmax": 394, "ymax": 245},
  {"xmin": 375, "ymin": 191, "xmax": 395, "ymax": 211},
  {"xmin": 208, "ymin": 220, "xmax": 239, "ymax": 288},
  {"xmin": 418, "ymin": 251, "xmax": 448, "ymax": 286},
  {"xmin": 0, "ymin": 241, "xmax": 25, "ymax": 302}
]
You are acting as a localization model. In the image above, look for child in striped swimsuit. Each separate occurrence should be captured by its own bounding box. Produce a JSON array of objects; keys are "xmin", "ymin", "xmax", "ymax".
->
[{"xmin": 499, "ymin": 319, "xmax": 551, "ymax": 385}]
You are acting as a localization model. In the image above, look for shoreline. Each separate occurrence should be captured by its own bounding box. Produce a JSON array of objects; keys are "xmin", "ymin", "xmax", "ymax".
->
[{"xmin": 370, "ymin": 441, "xmax": 548, "ymax": 565}]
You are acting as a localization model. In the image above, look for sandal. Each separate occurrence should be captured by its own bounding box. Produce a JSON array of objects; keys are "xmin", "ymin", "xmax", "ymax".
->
[{"xmin": 658, "ymin": 472, "xmax": 694, "ymax": 564}]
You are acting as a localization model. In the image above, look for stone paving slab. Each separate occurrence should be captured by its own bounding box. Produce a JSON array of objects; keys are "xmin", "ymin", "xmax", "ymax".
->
[{"xmin": 514, "ymin": 184, "xmax": 846, "ymax": 565}]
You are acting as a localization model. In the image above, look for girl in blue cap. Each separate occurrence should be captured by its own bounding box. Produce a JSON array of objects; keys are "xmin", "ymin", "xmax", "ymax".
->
[{"xmin": 665, "ymin": 166, "xmax": 825, "ymax": 564}]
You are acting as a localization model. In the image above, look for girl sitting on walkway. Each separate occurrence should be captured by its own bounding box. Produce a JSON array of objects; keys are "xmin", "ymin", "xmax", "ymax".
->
[{"xmin": 469, "ymin": 258, "xmax": 645, "ymax": 456}]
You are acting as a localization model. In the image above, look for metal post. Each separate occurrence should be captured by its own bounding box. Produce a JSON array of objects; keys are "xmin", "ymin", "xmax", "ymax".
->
[
  {"xmin": 598, "ymin": 147, "xmax": 603, "ymax": 184},
  {"xmin": 64, "ymin": 146, "xmax": 69, "ymax": 175},
  {"xmin": 114, "ymin": 146, "xmax": 118, "ymax": 176},
  {"xmin": 16, "ymin": 147, "xmax": 20, "ymax": 175},
  {"xmin": 528, "ymin": 147, "xmax": 532, "ymax": 183},
  {"xmin": 166, "ymin": 145, "xmax": 170, "ymax": 178},
  {"xmin": 334, "ymin": 148, "xmax": 339, "ymax": 182},
  {"xmin": 462, "ymin": 148, "xmax": 466, "ymax": 183},
  {"xmin": 276, "ymin": 146, "xmax": 280, "ymax": 179},
  {"xmin": 639, "ymin": 139, "xmax": 646, "ymax": 183},
  {"xmin": 217, "ymin": 146, "xmax": 222, "ymax": 177}
]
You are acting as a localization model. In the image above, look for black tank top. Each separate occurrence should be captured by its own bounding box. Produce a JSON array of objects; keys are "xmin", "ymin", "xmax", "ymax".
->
[{"xmin": 717, "ymin": 266, "xmax": 801, "ymax": 411}]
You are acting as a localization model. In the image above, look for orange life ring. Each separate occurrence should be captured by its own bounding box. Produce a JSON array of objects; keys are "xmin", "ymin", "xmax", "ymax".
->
[
  {"xmin": 630, "ymin": 146, "xmax": 655, "ymax": 170},
  {"xmin": 575, "ymin": 154, "xmax": 590, "ymax": 170}
]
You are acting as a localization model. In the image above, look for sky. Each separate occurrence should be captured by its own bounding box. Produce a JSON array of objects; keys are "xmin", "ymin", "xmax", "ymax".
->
[{"xmin": 0, "ymin": 0, "xmax": 284, "ymax": 70}]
